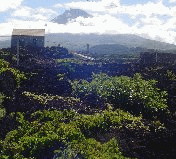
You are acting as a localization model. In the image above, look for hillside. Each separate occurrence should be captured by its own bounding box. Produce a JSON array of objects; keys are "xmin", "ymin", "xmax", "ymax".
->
[
  {"xmin": 1, "ymin": 47, "xmax": 176, "ymax": 158},
  {"xmin": 0, "ymin": 40, "xmax": 11, "ymax": 49},
  {"xmin": 1, "ymin": 33, "xmax": 176, "ymax": 53},
  {"xmin": 44, "ymin": 33, "xmax": 176, "ymax": 52},
  {"xmin": 90, "ymin": 44, "xmax": 131, "ymax": 56}
]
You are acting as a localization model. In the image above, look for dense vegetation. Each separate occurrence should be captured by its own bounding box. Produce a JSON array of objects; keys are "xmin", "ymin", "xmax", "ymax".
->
[
  {"xmin": 0, "ymin": 47, "xmax": 176, "ymax": 158},
  {"xmin": 0, "ymin": 108, "xmax": 146, "ymax": 159},
  {"xmin": 71, "ymin": 73, "xmax": 168, "ymax": 117}
]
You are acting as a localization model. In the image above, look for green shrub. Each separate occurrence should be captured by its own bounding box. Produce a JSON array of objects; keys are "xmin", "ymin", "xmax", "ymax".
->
[
  {"xmin": 0, "ymin": 59, "xmax": 9, "ymax": 68},
  {"xmin": 72, "ymin": 73, "xmax": 168, "ymax": 116},
  {"xmin": 73, "ymin": 108, "xmax": 145, "ymax": 137},
  {"xmin": 23, "ymin": 91, "xmax": 80, "ymax": 106},
  {"xmin": 70, "ymin": 138, "xmax": 132, "ymax": 159},
  {"xmin": 0, "ymin": 93, "xmax": 5, "ymax": 107},
  {"xmin": 0, "ymin": 59, "xmax": 26, "ymax": 87},
  {"xmin": 0, "ymin": 93, "xmax": 6, "ymax": 119},
  {"xmin": 0, "ymin": 108, "xmax": 144, "ymax": 158}
]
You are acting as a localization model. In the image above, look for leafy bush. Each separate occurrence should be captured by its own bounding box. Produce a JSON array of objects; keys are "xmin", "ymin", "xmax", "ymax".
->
[
  {"xmin": 0, "ymin": 108, "xmax": 144, "ymax": 158},
  {"xmin": 54, "ymin": 138, "xmax": 132, "ymax": 159},
  {"xmin": 23, "ymin": 91, "xmax": 80, "ymax": 105},
  {"xmin": 0, "ymin": 93, "xmax": 5, "ymax": 107},
  {"xmin": 0, "ymin": 59, "xmax": 9, "ymax": 68},
  {"xmin": 0, "ymin": 59, "xmax": 26, "ymax": 115},
  {"xmin": 72, "ymin": 73, "xmax": 168, "ymax": 116},
  {"xmin": 0, "ymin": 93, "xmax": 6, "ymax": 119},
  {"xmin": 69, "ymin": 138, "xmax": 132, "ymax": 159},
  {"xmin": 0, "ymin": 111, "xmax": 83, "ymax": 158},
  {"xmin": 0, "ymin": 59, "xmax": 26, "ymax": 88},
  {"xmin": 73, "ymin": 107, "xmax": 145, "ymax": 137}
]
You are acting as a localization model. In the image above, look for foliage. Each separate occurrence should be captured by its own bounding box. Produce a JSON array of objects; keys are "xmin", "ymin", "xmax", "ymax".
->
[
  {"xmin": 0, "ymin": 108, "xmax": 6, "ymax": 120},
  {"xmin": 0, "ymin": 59, "xmax": 9, "ymax": 68},
  {"xmin": 0, "ymin": 108, "xmax": 145, "ymax": 158},
  {"xmin": 62, "ymin": 62, "xmax": 76, "ymax": 73},
  {"xmin": 73, "ymin": 108, "xmax": 145, "ymax": 137},
  {"xmin": 54, "ymin": 138, "xmax": 131, "ymax": 159},
  {"xmin": 72, "ymin": 73, "xmax": 168, "ymax": 116},
  {"xmin": 0, "ymin": 59, "xmax": 26, "ymax": 115},
  {"xmin": 0, "ymin": 93, "xmax": 5, "ymax": 107},
  {"xmin": 57, "ymin": 58, "xmax": 80, "ymax": 64},
  {"xmin": 56, "ymin": 58, "xmax": 95, "ymax": 66},
  {"xmin": 0, "ymin": 59, "xmax": 26, "ymax": 87},
  {"xmin": 69, "ymin": 138, "xmax": 132, "ymax": 159},
  {"xmin": 57, "ymin": 73, "xmax": 66, "ymax": 81},
  {"xmin": 0, "ymin": 93, "xmax": 6, "ymax": 119},
  {"xmin": 23, "ymin": 91, "xmax": 80, "ymax": 105},
  {"xmin": 166, "ymin": 70, "xmax": 176, "ymax": 81},
  {"xmin": 0, "ymin": 111, "xmax": 82, "ymax": 158}
]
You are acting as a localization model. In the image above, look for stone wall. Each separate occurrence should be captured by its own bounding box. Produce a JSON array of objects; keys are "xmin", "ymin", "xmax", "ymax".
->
[{"xmin": 11, "ymin": 35, "xmax": 44, "ymax": 53}]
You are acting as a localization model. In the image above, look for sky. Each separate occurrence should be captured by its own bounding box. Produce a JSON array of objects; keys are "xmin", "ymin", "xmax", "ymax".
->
[{"xmin": 0, "ymin": 0, "xmax": 176, "ymax": 45}]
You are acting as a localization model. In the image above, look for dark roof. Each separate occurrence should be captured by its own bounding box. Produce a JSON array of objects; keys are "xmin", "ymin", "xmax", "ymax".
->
[{"xmin": 12, "ymin": 29, "xmax": 45, "ymax": 36}]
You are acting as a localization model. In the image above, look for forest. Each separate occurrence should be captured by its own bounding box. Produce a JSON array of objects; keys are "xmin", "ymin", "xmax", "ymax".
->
[{"xmin": 0, "ymin": 46, "xmax": 176, "ymax": 159}]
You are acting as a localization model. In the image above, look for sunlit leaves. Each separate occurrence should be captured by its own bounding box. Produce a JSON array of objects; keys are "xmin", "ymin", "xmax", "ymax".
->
[
  {"xmin": 0, "ymin": 108, "xmax": 144, "ymax": 158},
  {"xmin": 72, "ymin": 73, "xmax": 168, "ymax": 114},
  {"xmin": 0, "ymin": 59, "xmax": 26, "ymax": 87}
]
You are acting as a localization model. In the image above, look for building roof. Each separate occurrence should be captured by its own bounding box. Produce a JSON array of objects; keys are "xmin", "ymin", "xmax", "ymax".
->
[{"xmin": 12, "ymin": 29, "xmax": 45, "ymax": 36}]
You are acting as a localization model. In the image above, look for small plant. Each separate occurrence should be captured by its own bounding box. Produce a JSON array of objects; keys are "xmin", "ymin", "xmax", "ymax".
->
[
  {"xmin": 23, "ymin": 91, "xmax": 80, "ymax": 106},
  {"xmin": 57, "ymin": 73, "xmax": 66, "ymax": 81},
  {"xmin": 0, "ymin": 93, "xmax": 6, "ymax": 119},
  {"xmin": 166, "ymin": 70, "xmax": 176, "ymax": 81}
]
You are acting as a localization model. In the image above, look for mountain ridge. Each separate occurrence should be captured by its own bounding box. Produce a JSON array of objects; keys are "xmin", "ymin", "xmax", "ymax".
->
[
  {"xmin": 1, "ymin": 33, "xmax": 176, "ymax": 53},
  {"xmin": 44, "ymin": 33, "xmax": 176, "ymax": 51},
  {"xmin": 51, "ymin": 8, "xmax": 93, "ymax": 24}
]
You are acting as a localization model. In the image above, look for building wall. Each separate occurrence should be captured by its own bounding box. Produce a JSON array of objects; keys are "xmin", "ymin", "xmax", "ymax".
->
[{"xmin": 11, "ymin": 35, "xmax": 44, "ymax": 52}]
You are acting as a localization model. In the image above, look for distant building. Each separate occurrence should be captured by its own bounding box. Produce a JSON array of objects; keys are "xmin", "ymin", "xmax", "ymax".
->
[{"xmin": 11, "ymin": 29, "xmax": 45, "ymax": 52}]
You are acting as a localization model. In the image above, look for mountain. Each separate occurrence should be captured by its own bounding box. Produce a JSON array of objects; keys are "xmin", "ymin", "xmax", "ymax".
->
[
  {"xmin": 51, "ymin": 8, "xmax": 93, "ymax": 24},
  {"xmin": 0, "ymin": 40, "xmax": 11, "ymax": 49},
  {"xmin": 44, "ymin": 33, "xmax": 176, "ymax": 52},
  {"xmin": 90, "ymin": 44, "xmax": 131, "ymax": 56},
  {"xmin": 1, "ymin": 33, "xmax": 176, "ymax": 55}
]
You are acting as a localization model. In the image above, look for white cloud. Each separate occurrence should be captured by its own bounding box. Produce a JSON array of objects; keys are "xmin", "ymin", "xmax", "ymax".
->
[
  {"xmin": 169, "ymin": 0, "xmax": 176, "ymax": 3},
  {"xmin": 2, "ymin": 0, "xmax": 176, "ymax": 45},
  {"xmin": 161, "ymin": 17, "xmax": 176, "ymax": 31},
  {"xmin": 13, "ymin": 6, "xmax": 31, "ymax": 17},
  {"xmin": 138, "ymin": 25, "xmax": 176, "ymax": 44},
  {"xmin": 54, "ymin": 3, "xmax": 66, "ymax": 9},
  {"xmin": 10, "ymin": 19, "xmax": 46, "ymax": 29},
  {"xmin": 55, "ymin": 0, "xmax": 120, "ymax": 13},
  {"xmin": 45, "ymin": 13, "xmax": 134, "ymax": 35},
  {"xmin": 0, "ymin": 0, "xmax": 23, "ymax": 12},
  {"xmin": 0, "ymin": 19, "xmax": 47, "ymax": 36},
  {"xmin": 120, "ymin": 1, "xmax": 170, "ymax": 18},
  {"xmin": 53, "ymin": 0, "xmax": 176, "ymax": 44},
  {"xmin": 0, "ymin": 23, "xmax": 13, "ymax": 35},
  {"xmin": 12, "ymin": 6, "xmax": 57, "ymax": 21},
  {"xmin": 140, "ymin": 16, "xmax": 164, "ymax": 26}
]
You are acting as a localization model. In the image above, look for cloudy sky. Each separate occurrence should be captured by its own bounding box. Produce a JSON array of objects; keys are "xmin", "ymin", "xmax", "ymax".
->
[{"xmin": 0, "ymin": 0, "xmax": 176, "ymax": 44}]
